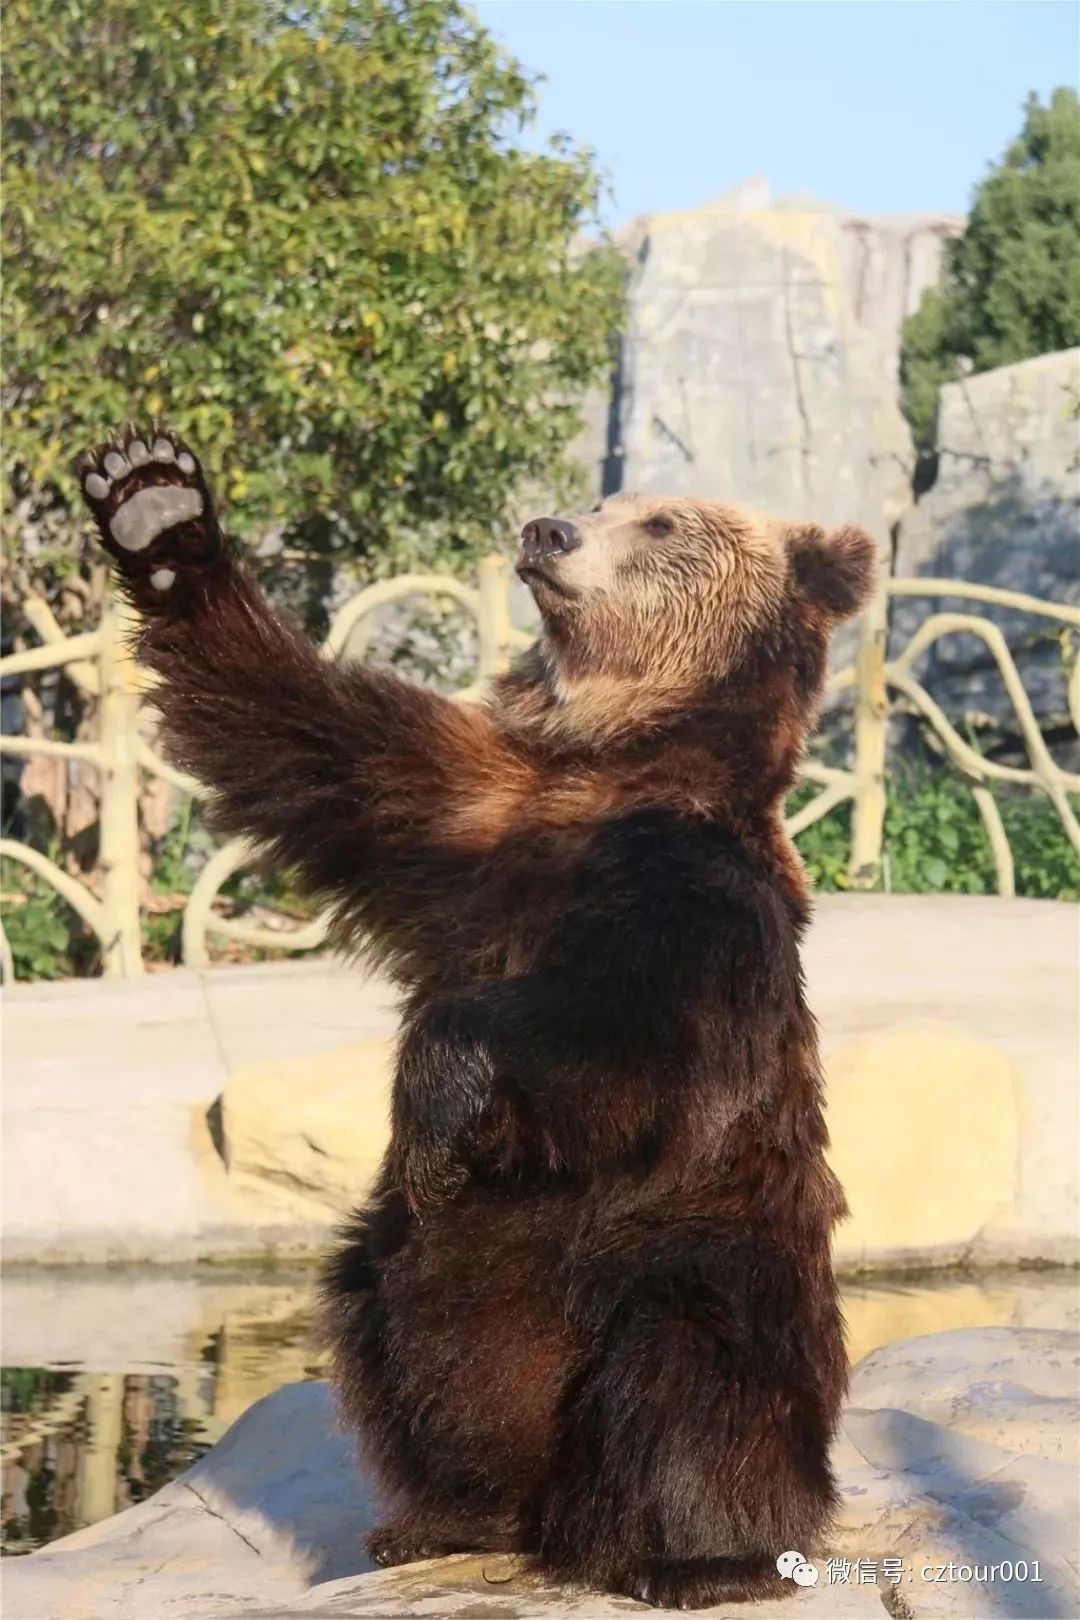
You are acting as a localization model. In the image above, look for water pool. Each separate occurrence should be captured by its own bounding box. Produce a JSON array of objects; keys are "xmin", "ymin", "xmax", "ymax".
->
[{"xmin": 3, "ymin": 1265, "xmax": 1077, "ymax": 1555}]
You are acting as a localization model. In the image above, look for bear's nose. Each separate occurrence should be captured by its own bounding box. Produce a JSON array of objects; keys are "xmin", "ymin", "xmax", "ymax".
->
[{"xmin": 519, "ymin": 516, "xmax": 582, "ymax": 563}]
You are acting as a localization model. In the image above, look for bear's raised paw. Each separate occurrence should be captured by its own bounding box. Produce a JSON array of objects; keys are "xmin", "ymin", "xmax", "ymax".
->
[{"xmin": 77, "ymin": 426, "xmax": 225, "ymax": 604}]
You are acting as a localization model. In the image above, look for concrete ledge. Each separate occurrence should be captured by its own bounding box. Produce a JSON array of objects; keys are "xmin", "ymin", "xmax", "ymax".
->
[
  {"xmin": 3, "ymin": 897, "xmax": 1076, "ymax": 1268},
  {"xmin": 1, "ymin": 958, "xmax": 399, "ymax": 1264}
]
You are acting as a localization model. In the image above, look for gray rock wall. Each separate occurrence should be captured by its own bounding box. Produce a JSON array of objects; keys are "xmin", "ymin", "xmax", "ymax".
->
[
  {"xmin": 615, "ymin": 204, "xmax": 906, "ymax": 535},
  {"xmin": 891, "ymin": 349, "xmax": 1080, "ymax": 725},
  {"xmin": 570, "ymin": 181, "xmax": 960, "ymax": 542},
  {"xmin": 829, "ymin": 206, "xmax": 958, "ymax": 388}
]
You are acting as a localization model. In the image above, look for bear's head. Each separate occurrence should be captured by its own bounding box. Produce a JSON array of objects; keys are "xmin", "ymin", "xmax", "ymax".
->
[{"xmin": 515, "ymin": 493, "xmax": 876, "ymax": 737}]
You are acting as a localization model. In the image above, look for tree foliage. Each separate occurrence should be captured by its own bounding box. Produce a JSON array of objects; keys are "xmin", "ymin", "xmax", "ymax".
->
[
  {"xmin": 2, "ymin": 0, "xmax": 622, "ymax": 600},
  {"xmin": 901, "ymin": 87, "xmax": 1080, "ymax": 450}
]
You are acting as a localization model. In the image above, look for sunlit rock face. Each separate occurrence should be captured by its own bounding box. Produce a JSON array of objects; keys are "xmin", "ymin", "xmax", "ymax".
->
[
  {"xmin": 514, "ymin": 180, "xmax": 961, "ymax": 671},
  {"xmin": 544, "ymin": 188, "xmax": 1075, "ymax": 737},
  {"xmin": 565, "ymin": 180, "xmax": 960, "ymax": 536}
]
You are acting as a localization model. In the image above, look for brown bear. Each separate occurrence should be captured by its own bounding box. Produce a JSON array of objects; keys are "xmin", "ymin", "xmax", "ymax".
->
[{"xmin": 77, "ymin": 425, "xmax": 875, "ymax": 1610}]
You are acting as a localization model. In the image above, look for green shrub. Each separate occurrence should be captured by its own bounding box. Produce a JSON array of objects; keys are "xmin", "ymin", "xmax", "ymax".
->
[
  {"xmin": 794, "ymin": 773, "xmax": 1080, "ymax": 901},
  {"xmin": 900, "ymin": 87, "xmax": 1080, "ymax": 451},
  {"xmin": 3, "ymin": 0, "xmax": 623, "ymax": 595},
  {"xmin": 0, "ymin": 856, "xmax": 99, "ymax": 978}
]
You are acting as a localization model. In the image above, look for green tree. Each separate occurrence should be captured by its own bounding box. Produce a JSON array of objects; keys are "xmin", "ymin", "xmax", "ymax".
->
[
  {"xmin": 901, "ymin": 87, "xmax": 1080, "ymax": 450},
  {"xmin": 2, "ymin": 0, "xmax": 621, "ymax": 605}
]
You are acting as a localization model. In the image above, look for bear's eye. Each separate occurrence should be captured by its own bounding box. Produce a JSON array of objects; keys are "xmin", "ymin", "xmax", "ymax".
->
[{"xmin": 643, "ymin": 514, "xmax": 673, "ymax": 539}]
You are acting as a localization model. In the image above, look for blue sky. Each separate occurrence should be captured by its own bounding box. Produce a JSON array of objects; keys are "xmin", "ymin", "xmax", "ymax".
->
[{"xmin": 472, "ymin": 1, "xmax": 1078, "ymax": 224}]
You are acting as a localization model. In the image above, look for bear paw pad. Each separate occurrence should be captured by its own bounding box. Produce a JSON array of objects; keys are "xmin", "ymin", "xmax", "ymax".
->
[{"xmin": 78, "ymin": 426, "xmax": 222, "ymax": 598}]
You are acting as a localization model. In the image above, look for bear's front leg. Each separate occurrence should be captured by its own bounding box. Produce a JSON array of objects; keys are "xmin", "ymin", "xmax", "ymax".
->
[
  {"xmin": 78, "ymin": 426, "xmax": 230, "ymax": 613},
  {"xmin": 74, "ymin": 423, "xmax": 530, "ymax": 986},
  {"xmin": 389, "ymin": 995, "xmax": 505, "ymax": 1215}
]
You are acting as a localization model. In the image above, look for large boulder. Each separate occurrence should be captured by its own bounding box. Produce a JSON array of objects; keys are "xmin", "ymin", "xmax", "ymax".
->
[
  {"xmin": 601, "ymin": 183, "xmax": 958, "ymax": 536},
  {"xmin": 834, "ymin": 1327, "xmax": 1080, "ymax": 1618},
  {"xmin": 891, "ymin": 349, "xmax": 1080, "ymax": 728},
  {"xmin": 524, "ymin": 180, "xmax": 957, "ymax": 540},
  {"xmin": 220, "ymin": 1038, "xmax": 394, "ymax": 1214},
  {"xmin": 613, "ymin": 201, "xmax": 908, "ymax": 536},
  {"xmin": 2, "ymin": 1381, "xmax": 376, "ymax": 1620},
  {"xmin": 828, "ymin": 206, "xmax": 960, "ymax": 391},
  {"xmin": 9, "ymin": 1327, "xmax": 1077, "ymax": 1618},
  {"xmin": 495, "ymin": 182, "xmax": 965, "ymax": 666},
  {"xmin": 521, "ymin": 183, "xmax": 959, "ymax": 686}
]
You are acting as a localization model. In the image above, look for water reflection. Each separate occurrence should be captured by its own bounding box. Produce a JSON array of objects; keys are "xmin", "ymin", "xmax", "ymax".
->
[
  {"xmin": 2, "ymin": 1267, "xmax": 321, "ymax": 1555},
  {"xmin": 2, "ymin": 1371, "xmax": 214, "ymax": 1555},
  {"xmin": 2, "ymin": 1266, "xmax": 1077, "ymax": 1555}
]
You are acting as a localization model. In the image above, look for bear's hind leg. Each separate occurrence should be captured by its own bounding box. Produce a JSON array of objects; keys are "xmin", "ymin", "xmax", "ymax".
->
[
  {"xmin": 322, "ymin": 1200, "xmax": 537, "ymax": 1570},
  {"xmin": 539, "ymin": 1232, "xmax": 844, "ymax": 1609}
]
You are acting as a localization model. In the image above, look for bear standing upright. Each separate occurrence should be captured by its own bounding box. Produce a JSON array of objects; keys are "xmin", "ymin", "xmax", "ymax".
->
[{"xmin": 78, "ymin": 425, "xmax": 875, "ymax": 1610}]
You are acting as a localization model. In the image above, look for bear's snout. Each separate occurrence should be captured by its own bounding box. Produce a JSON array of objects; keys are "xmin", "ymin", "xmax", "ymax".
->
[{"xmin": 519, "ymin": 516, "xmax": 582, "ymax": 566}]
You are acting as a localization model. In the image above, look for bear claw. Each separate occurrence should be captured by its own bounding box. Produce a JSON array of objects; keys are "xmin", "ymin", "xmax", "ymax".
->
[{"xmin": 366, "ymin": 1525, "xmax": 447, "ymax": 1568}]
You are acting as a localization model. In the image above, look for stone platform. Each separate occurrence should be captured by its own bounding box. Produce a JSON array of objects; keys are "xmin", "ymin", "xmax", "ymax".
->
[{"xmin": 8, "ymin": 1326, "xmax": 1078, "ymax": 1619}]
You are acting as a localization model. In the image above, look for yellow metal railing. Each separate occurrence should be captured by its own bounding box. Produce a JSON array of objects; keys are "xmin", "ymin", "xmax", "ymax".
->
[
  {"xmin": 835, "ymin": 580, "xmax": 1080, "ymax": 897},
  {"xmin": 1, "ymin": 564, "xmax": 1077, "ymax": 978}
]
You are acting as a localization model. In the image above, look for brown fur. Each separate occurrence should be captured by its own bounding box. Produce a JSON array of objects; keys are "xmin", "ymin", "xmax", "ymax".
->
[{"xmin": 77, "ymin": 430, "xmax": 876, "ymax": 1609}]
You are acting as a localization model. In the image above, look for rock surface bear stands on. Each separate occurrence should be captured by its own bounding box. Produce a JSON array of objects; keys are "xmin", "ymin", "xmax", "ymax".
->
[{"xmin": 10, "ymin": 1326, "xmax": 1079, "ymax": 1619}]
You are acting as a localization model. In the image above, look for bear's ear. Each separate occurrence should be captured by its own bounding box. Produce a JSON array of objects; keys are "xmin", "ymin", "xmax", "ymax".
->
[{"xmin": 789, "ymin": 524, "xmax": 877, "ymax": 622}]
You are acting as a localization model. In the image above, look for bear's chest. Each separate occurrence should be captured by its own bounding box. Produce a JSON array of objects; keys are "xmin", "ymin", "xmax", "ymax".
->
[{"xmin": 458, "ymin": 825, "xmax": 588, "ymax": 976}]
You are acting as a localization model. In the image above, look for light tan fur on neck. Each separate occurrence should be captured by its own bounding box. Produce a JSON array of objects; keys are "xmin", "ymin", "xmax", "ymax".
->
[{"xmin": 544, "ymin": 665, "xmax": 695, "ymax": 746}]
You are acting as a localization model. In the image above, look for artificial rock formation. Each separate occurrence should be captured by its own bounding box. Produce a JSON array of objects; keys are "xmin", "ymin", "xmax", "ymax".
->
[
  {"xmin": 514, "ymin": 181, "xmax": 963, "ymax": 676},
  {"xmin": 553, "ymin": 187, "xmax": 1075, "ymax": 734},
  {"xmin": 574, "ymin": 179, "xmax": 960, "ymax": 539},
  {"xmin": 891, "ymin": 348, "xmax": 1080, "ymax": 727}
]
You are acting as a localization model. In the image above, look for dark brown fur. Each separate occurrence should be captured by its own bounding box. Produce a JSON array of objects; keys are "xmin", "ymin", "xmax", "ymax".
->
[{"xmin": 77, "ymin": 426, "xmax": 876, "ymax": 1609}]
